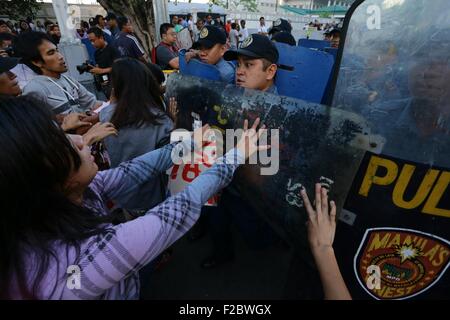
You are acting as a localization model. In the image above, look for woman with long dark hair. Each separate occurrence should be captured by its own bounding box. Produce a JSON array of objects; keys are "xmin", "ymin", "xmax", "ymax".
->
[
  {"xmin": 100, "ymin": 58, "xmax": 174, "ymax": 212},
  {"xmin": 0, "ymin": 95, "xmax": 266, "ymax": 299}
]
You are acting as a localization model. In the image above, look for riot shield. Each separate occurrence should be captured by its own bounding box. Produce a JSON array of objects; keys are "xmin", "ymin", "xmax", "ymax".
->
[
  {"xmin": 166, "ymin": 73, "xmax": 382, "ymax": 298},
  {"xmin": 331, "ymin": 0, "xmax": 450, "ymax": 299}
]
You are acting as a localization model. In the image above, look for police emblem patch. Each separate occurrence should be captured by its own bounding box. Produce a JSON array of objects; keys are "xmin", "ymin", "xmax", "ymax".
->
[
  {"xmin": 241, "ymin": 36, "xmax": 253, "ymax": 48},
  {"xmin": 200, "ymin": 28, "xmax": 208, "ymax": 39},
  {"xmin": 354, "ymin": 227, "xmax": 450, "ymax": 300}
]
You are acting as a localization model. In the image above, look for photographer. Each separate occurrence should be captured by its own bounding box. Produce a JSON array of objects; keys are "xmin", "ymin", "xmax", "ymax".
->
[{"xmin": 87, "ymin": 27, "xmax": 120, "ymax": 99}]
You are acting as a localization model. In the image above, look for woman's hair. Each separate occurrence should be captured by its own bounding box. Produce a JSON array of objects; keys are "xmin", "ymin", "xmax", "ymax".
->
[
  {"xmin": 110, "ymin": 58, "xmax": 166, "ymax": 129},
  {"xmin": 0, "ymin": 96, "xmax": 114, "ymax": 299}
]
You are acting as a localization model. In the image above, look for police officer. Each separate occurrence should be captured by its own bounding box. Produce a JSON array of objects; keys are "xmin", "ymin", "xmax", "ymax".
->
[
  {"xmin": 224, "ymin": 33, "xmax": 279, "ymax": 94},
  {"xmin": 189, "ymin": 25, "xmax": 235, "ymax": 84},
  {"xmin": 268, "ymin": 18, "xmax": 292, "ymax": 38}
]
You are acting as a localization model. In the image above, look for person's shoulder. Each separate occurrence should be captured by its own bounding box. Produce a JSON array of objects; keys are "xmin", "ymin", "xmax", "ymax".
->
[
  {"xmin": 23, "ymin": 75, "xmax": 49, "ymax": 92},
  {"xmin": 99, "ymin": 103, "xmax": 116, "ymax": 122}
]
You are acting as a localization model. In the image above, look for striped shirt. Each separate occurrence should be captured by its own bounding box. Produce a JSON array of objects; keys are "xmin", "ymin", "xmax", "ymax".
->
[
  {"xmin": 114, "ymin": 32, "xmax": 146, "ymax": 60},
  {"xmin": 14, "ymin": 142, "xmax": 243, "ymax": 299}
]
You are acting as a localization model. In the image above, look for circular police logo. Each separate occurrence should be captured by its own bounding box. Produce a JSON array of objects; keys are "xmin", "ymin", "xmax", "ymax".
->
[
  {"xmin": 200, "ymin": 28, "xmax": 208, "ymax": 39},
  {"xmin": 241, "ymin": 36, "xmax": 253, "ymax": 48},
  {"xmin": 274, "ymin": 19, "xmax": 282, "ymax": 27}
]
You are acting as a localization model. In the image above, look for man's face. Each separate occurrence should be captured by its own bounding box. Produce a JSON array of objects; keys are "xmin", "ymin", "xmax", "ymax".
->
[
  {"xmin": 196, "ymin": 21, "xmax": 204, "ymax": 29},
  {"xmin": 260, "ymin": 19, "xmax": 265, "ymax": 26},
  {"xmin": 199, "ymin": 43, "xmax": 225, "ymax": 65},
  {"xmin": 0, "ymin": 24, "xmax": 9, "ymax": 33},
  {"xmin": 34, "ymin": 40, "xmax": 67, "ymax": 75},
  {"xmin": 236, "ymin": 56, "xmax": 276, "ymax": 91},
  {"xmin": 163, "ymin": 27, "xmax": 177, "ymax": 45},
  {"xmin": 206, "ymin": 16, "xmax": 212, "ymax": 24},
  {"xmin": 107, "ymin": 19, "xmax": 117, "ymax": 29},
  {"xmin": 123, "ymin": 21, "xmax": 133, "ymax": 33},
  {"xmin": 0, "ymin": 40, "xmax": 12, "ymax": 50},
  {"xmin": 88, "ymin": 33, "xmax": 105, "ymax": 49},
  {"xmin": 0, "ymin": 71, "xmax": 21, "ymax": 96},
  {"xmin": 98, "ymin": 17, "xmax": 105, "ymax": 28},
  {"xmin": 172, "ymin": 16, "xmax": 178, "ymax": 25},
  {"xmin": 20, "ymin": 21, "xmax": 29, "ymax": 30},
  {"xmin": 409, "ymin": 60, "xmax": 450, "ymax": 111},
  {"xmin": 54, "ymin": 26, "xmax": 61, "ymax": 37},
  {"xmin": 330, "ymin": 33, "xmax": 340, "ymax": 48}
]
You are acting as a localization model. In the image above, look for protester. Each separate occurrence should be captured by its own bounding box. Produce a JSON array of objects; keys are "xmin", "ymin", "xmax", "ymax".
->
[
  {"xmin": 21, "ymin": 32, "xmax": 102, "ymax": 115},
  {"xmin": 0, "ymin": 94, "xmax": 267, "ymax": 299},
  {"xmin": 0, "ymin": 56, "xmax": 21, "ymax": 96},
  {"xmin": 99, "ymin": 58, "xmax": 174, "ymax": 211}
]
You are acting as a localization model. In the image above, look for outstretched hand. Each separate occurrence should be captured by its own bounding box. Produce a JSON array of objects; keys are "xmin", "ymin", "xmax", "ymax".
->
[
  {"xmin": 300, "ymin": 183, "xmax": 337, "ymax": 252},
  {"xmin": 236, "ymin": 118, "xmax": 270, "ymax": 160}
]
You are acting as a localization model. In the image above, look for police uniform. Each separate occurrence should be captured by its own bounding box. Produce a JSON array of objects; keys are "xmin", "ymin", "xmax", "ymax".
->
[
  {"xmin": 193, "ymin": 25, "xmax": 235, "ymax": 84},
  {"xmin": 224, "ymin": 34, "xmax": 280, "ymax": 94}
]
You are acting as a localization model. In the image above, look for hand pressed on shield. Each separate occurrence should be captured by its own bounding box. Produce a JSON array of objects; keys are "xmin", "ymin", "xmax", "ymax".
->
[
  {"xmin": 301, "ymin": 183, "xmax": 337, "ymax": 252},
  {"xmin": 300, "ymin": 183, "xmax": 351, "ymax": 300},
  {"xmin": 236, "ymin": 117, "xmax": 270, "ymax": 160}
]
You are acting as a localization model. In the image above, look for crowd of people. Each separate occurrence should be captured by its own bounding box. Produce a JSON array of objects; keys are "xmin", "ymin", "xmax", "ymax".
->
[{"xmin": 0, "ymin": 11, "xmax": 350, "ymax": 300}]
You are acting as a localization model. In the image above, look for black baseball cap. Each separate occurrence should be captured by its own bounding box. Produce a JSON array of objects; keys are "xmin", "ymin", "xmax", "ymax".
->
[
  {"xmin": 0, "ymin": 56, "xmax": 19, "ymax": 74},
  {"xmin": 268, "ymin": 18, "xmax": 292, "ymax": 35},
  {"xmin": 271, "ymin": 31, "xmax": 296, "ymax": 46},
  {"xmin": 224, "ymin": 34, "xmax": 279, "ymax": 63},
  {"xmin": 192, "ymin": 25, "xmax": 227, "ymax": 49}
]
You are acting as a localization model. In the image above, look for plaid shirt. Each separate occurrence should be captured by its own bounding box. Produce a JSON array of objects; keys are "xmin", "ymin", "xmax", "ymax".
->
[{"xmin": 16, "ymin": 142, "xmax": 243, "ymax": 299}]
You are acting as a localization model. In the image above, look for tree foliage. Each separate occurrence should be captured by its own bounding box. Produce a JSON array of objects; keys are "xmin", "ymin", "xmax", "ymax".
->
[{"xmin": 0, "ymin": 0, "xmax": 43, "ymax": 20}]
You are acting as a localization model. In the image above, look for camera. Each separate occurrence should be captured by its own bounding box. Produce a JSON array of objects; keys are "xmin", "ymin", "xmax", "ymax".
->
[{"xmin": 76, "ymin": 61, "xmax": 93, "ymax": 74}]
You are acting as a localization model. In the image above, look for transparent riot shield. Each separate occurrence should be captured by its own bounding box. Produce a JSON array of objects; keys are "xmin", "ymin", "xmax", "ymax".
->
[
  {"xmin": 331, "ymin": 0, "xmax": 450, "ymax": 300},
  {"xmin": 165, "ymin": 73, "xmax": 382, "ymax": 298}
]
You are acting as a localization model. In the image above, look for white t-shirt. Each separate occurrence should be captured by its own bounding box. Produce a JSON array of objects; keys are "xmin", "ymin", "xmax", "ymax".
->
[
  {"xmin": 239, "ymin": 28, "xmax": 249, "ymax": 41},
  {"xmin": 258, "ymin": 25, "xmax": 268, "ymax": 34},
  {"xmin": 229, "ymin": 29, "xmax": 239, "ymax": 48},
  {"xmin": 188, "ymin": 20, "xmax": 194, "ymax": 31}
]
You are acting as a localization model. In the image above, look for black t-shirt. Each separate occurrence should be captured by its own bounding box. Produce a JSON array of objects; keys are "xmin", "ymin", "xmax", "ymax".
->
[{"xmin": 94, "ymin": 44, "xmax": 120, "ymax": 73}]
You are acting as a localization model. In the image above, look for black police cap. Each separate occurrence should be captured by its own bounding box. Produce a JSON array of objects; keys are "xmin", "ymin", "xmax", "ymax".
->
[
  {"xmin": 192, "ymin": 25, "xmax": 226, "ymax": 49},
  {"xmin": 269, "ymin": 18, "xmax": 292, "ymax": 35}
]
